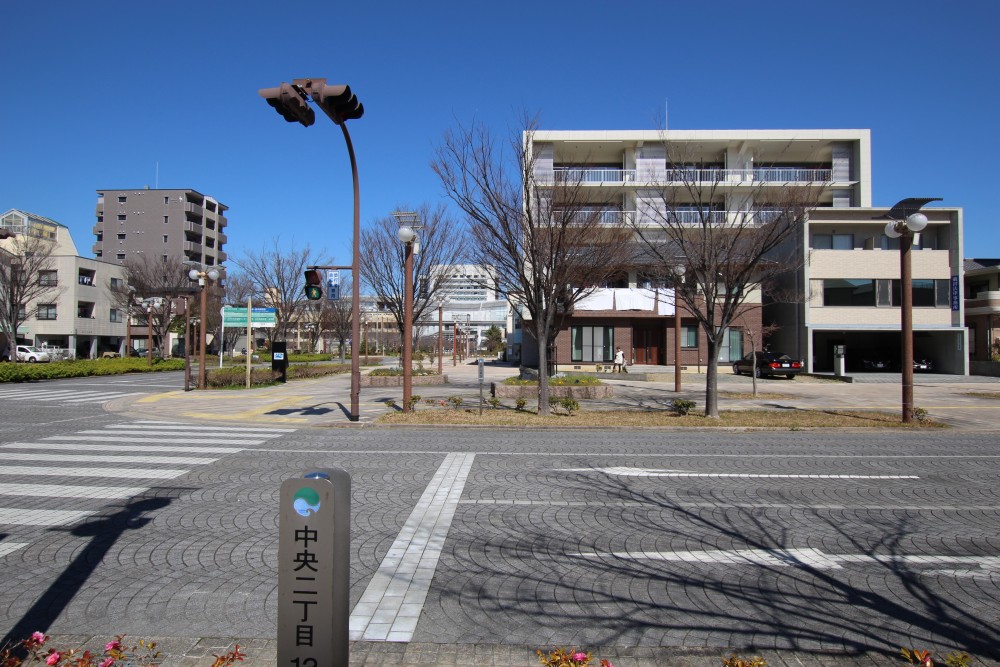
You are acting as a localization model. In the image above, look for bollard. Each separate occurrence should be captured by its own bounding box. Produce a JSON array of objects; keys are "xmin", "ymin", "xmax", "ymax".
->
[{"xmin": 278, "ymin": 468, "xmax": 351, "ymax": 667}]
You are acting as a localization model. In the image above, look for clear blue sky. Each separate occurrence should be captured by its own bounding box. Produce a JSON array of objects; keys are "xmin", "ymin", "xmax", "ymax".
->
[{"xmin": 2, "ymin": 0, "xmax": 997, "ymax": 263}]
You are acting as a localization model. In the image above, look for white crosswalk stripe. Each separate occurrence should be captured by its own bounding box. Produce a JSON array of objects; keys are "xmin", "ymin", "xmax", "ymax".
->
[
  {"xmin": 0, "ymin": 420, "xmax": 294, "ymax": 533},
  {"xmin": 0, "ymin": 388, "xmax": 133, "ymax": 404}
]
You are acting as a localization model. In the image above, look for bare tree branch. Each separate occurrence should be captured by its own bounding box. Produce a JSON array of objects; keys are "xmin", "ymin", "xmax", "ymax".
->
[{"xmin": 0, "ymin": 235, "xmax": 60, "ymax": 362}]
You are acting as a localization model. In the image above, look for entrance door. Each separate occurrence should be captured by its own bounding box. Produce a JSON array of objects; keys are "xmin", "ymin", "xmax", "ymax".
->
[{"xmin": 632, "ymin": 325, "xmax": 663, "ymax": 365}]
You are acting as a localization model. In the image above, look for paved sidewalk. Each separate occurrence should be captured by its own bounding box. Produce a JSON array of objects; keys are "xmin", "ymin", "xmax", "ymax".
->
[{"xmin": 107, "ymin": 361, "xmax": 1000, "ymax": 431}]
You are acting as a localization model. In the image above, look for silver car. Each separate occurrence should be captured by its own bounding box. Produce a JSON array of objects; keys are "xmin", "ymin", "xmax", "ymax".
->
[{"xmin": 16, "ymin": 345, "xmax": 51, "ymax": 363}]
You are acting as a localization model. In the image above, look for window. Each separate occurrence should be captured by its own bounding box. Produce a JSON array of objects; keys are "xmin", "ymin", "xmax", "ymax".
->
[
  {"xmin": 38, "ymin": 270, "xmax": 58, "ymax": 287},
  {"xmin": 37, "ymin": 303, "xmax": 57, "ymax": 320},
  {"xmin": 812, "ymin": 233, "xmax": 854, "ymax": 249},
  {"xmin": 162, "ymin": 254, "xmax": 168, "ymax": 263},
  {"xmin": 117, "ymin": 233, "xmax": 126, "ymax": 240},
  {"xmin": 78, "ymin": 301, "xmax": 95, "ymax": 318},
  {"xmin": 78, "ymin": 269, "xmax": 96, "ymax": 286},
  {"xmin": 880, "ymin": 235, "xmax": 923, "ymax": 250},
  {"xmin": 717, "ymin": 328, "xmax": 743, "ymax": 362},
  {"xmin": 95, "ymin": 251, "xmax": 102, "ymax": 258},
  {"xmin": 110, "ymin": 308, "xmax": 122, "ymax": 323},
  {"xmin": 96, "ymin": 232, "xmax": 103, "ymax": 242},
  {"xmin": 875, "ymin": 279, "xmax": 952, "ymax": 308},
  {"xmin": 823, "ymin": 279, "xmax": 876, "ymax": 306},
  {"xmin": 163, "ymin": 196, "xmax": 169, "ymax": 205},
  {"xmin": 110, "ymin": 277, "xmax": 124, "ymax": 290},
  {"xmin": 17, "ymin": 305, "xmax": 26, "ymax": 320},
  {"xmin": 117, "ymin": 195, "xmax": 126, "ymax": 203},
  {"xmin": 163, "ymin": 235, "xmax": 168, "ymax": 243},
  {"xmin": 681, "ymin": 325, "xmax": 698, "ymax": 348},
  {"xmin": 571, "ymin": 326, "xmax": 614, "ymax": 362},
  {"xmin": 117, "ymin": 214, "xmax": 126, "ymax": 222},
  {"xmin": 116, "ymin": 253, "xmax": 126, "ymax": 261},
  {"xmin": 163, "ymin": 216, "xmax": 169, "ymax": 224}
]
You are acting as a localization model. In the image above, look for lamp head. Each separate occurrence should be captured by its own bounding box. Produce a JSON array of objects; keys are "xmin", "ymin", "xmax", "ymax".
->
[
  {"xmin": 905, "ymin": 212, "xmax": 928, "ymax": 232},
  {"xmin": 884, "ymin": 221, "xmax": 902, "ymax": 239},
  {"xmin": 397, "ymin": 225, "xmax": 416, "ymax": 244},
  {"xmin": 188, "ymin": 268, "xmax": 200, "ymax": 281},
  {"xmin": 207, "ymin": 268, "xmax": 220, "ymax": 281}
]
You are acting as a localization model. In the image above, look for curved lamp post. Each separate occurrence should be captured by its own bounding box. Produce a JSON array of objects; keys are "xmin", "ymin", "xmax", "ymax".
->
[
  {"xmin": 880, "ymin": 197, "xmax": 941, "ymax": 423},
  {"xmin": 189, "ymin": 267, "xmax": 220, "ymax": 389},
  {"xmin": 673, "ymin": 264, "xmax": 686, "ymax": 392}
]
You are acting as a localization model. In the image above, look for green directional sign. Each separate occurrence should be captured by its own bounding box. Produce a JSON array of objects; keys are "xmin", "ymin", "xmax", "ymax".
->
[{"xmin": 222, "ymin": 306, "xmax": 277, "ymax": 328}]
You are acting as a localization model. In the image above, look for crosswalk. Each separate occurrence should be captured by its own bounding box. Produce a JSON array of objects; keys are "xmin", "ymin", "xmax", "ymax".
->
[
  {"xmin": 0, "ymin": 386, "xmax": 137, "ymax": 405},
  {"xmin": 0, "ymin": 420, "xmax": 295, "ymax": 557}
]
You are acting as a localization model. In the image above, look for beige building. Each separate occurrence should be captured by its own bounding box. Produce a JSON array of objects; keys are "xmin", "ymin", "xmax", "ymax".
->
[{"xmin": 1, "ymin": 209, "xmax": 128, "ymax": 358}]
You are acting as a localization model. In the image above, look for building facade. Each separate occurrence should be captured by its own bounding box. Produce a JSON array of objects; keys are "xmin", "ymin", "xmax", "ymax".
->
[
  {"xmin": 2, "ymin": 209, "xmax": 128, "ymax": 358},
  {"xmin": 964, "ymin": 259, "xmax": 1000, "ymax": 369},
  {"xmin": 524, "ymin": 129, "xmax": 967, "ymax": 375},
  {"xmin": 93, "ymin": 188, "xmax": 228, "ymax": 267}
]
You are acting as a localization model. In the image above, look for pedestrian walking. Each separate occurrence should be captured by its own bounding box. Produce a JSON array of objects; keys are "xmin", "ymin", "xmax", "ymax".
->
[{"xmin": 614, "ymin": 347, "xmax": 628, "ymax": 373}]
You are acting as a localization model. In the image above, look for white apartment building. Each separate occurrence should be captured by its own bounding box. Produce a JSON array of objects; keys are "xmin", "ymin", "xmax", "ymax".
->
[
  {"xmin": 525, "ymin": 129, "xmax": 966, "ymax": 374},
  {"xmin": 1, "ymin": 209, "xmax": 128, "ymax": 358},
  {"xmin": 425, "ymin": 264, "xmax": 507, "ymax": 352}
]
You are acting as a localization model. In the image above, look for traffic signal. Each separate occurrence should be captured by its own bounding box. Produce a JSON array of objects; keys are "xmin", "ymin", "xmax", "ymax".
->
[
  {"xmin": 311, "ymin": 84, "xmax": 364, "ymax": 124},
  {"xmin": 259, "ymin": 83, "xmax": 315, "ymax": 126},
  {"xmin": 304, "ymin": 269, "xmax": 323, "ymax": 300}
]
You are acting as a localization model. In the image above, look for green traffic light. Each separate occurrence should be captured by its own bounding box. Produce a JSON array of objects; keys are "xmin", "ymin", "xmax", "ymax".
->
[{"xmin": 305, "ymin": 285, "xmax": 323, "ymax": 300}]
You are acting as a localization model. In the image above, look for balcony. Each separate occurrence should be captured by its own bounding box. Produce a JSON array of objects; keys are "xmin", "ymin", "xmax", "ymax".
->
[
  {"xmin": 218, "ymin": 215, "xmax": 228, "ymax": 228},
  {"xmin": 183, "ymin": 241, "xmax": 202, "ymax": 254},
  {"xmin": 217, "ymin": 232, "xmax": 228, "ymax": 245},
  {"xmin": 184, "ymin": 202, "xmax": 204, "ymax": 218},
  {"xmin": 965, "ymin": 291, "xmax": 1000, "ymax": 315},
  {"xmin": 544, "ymin": 167, "xmax": 834, "ymax": 186}
]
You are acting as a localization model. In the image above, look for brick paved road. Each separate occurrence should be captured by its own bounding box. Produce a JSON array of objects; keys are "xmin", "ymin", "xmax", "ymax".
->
[{"xmin": 2, "ymin": 421, "xmax": 999, "ymax": 664}]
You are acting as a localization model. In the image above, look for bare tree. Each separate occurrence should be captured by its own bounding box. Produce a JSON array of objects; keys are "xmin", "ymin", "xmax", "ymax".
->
[
  {"xmin": 0, "ymin": 233, "xmax": 59, "ymax": 362},
  {"xmin": 232, "ymin": 241, "xmax": 329, "ymax": 347},
  {"xmin": 359, "ymin": 203, "xmax": 466, "ymax": 349},
  {"xmin": 110, "ymin": 255, "xmax": 192, "ymax": 358},
  {"xmin": 633, "ymin": 150, "xmax": 819, "ymax": 417},
  {"xmin": 317, "ymin": 280, "xmax": 354, "ymax": 362},
  {"xmin": 219, "ymin": 270, "xmax": 254, "ymax": 353},
  {"xmin": 433, "ymin": 116, "xmax": 634, "ymax": 415}
]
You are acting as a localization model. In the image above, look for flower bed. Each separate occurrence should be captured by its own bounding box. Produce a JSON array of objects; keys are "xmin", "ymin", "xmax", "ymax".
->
[
  {"xmin": 361, "ymin": 374, "xmax": 448, "ymax": 387},
  {"xmin": 491, "ymin": 382, "xmax": 613, "ymax": 399}
]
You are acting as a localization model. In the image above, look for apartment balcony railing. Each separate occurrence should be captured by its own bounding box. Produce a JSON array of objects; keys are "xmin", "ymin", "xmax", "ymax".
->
[
  {"xmin": 183, "ymin": 241, "xmax": 202, "ymax": 254},
  {"xmin": 184, "ymin": 202, "xmax": 204, "ymax": 218},
  {"xmin": 545, "ymin": 167, "xmax": 833, "ymax": 185}
]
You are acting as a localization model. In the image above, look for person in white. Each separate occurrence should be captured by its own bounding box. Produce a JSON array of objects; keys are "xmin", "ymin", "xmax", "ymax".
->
[{"xmin": 614, "ymin": 347, "xmax": 627, "ymax": 373}]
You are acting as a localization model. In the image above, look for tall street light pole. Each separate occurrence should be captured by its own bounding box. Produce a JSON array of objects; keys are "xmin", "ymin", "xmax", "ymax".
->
[
  {"xmin": 259, "ymin": 77, "xmax": 364, "ymax": 421},
  {"xmin": 673, "ymin": 264, "xmax": 686, "ymax": 392},
  {"xmin": 880, "ymin": 198, "xmax": 941, "ymax": 424},
  {"xmin": 393, "ymin": 212, "xmax": 422, "ymax": 414},
  {"xmin": 189, "ymin": 267, "xmax": 220, "ymax": 389},
  {"xmin": 146, "ymin": 305, "xmax": 153, "ymax": 368},
  {"xmin": 438, "ymin": 305, "xmax": 443, "ymax": 374}
]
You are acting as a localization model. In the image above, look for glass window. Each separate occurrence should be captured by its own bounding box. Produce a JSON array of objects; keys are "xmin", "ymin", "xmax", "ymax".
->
[
  {"xmin": 717, "ymin": 328, "xmax": 743, "ymax": 362},
  {"xmin": 571, "ymin": 326, "xmax": 614, "ymax": 362},
  {"xmin": 37, "ymin": 303, "xmax": 57, "ymax": 320},
  {"xmin": 117, "ymin": 214, "xmax": 126, "ymax": 221},
  {"xmin": 823, "ymin": 279, "xmax": 875, "ymax": 306},
  {"xmin": 682, "ymin": 325, "xmax": 698, "ymax": 348},
  {"xmin": 110, "ymin": 277, "xmax": 123, "ymax": 290},
  {"xmin": 38, "ymin": 270, "xmax": 58, "ymax": 287},
  {"xmin": 117, "ymin": 195, "xmax": 126, "ymax": 203},
  {"xmin": 110, "ymin": 308, "xmax": 122, "ymax": 323},
  {"xmin": 812, "ymin": 233, "xmax": 853, "ymax": 249}
]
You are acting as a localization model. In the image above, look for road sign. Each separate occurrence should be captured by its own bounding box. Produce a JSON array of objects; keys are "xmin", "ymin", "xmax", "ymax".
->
[
  {"xmin": 326, "ymin": 270, "xmax": 340, "ymax": 301},
  {"xmin": 222, "ymin": 306, "xmax": 277, "ymax": 328}
]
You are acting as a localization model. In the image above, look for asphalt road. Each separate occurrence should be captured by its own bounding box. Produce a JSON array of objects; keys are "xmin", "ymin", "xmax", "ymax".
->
[{"xmin": 1, "ymin": 387, "xmax": 999, "ymax": 663}]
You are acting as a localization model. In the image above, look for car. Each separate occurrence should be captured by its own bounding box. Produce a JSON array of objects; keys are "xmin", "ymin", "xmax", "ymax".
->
[
  {"xmin": 6, "ymin": 345, "xmax": 52, "ymax": 363},
  {"xmin": 733, "ymin": 351, "xmax": 803, "ymax": 379},
  {"xmin": 913, "ymin": 358, "xmax": 933, "ymax": 372},
  {"xmin": 862, "ymin": 358, "xmax": 892, "ymax": 371}
]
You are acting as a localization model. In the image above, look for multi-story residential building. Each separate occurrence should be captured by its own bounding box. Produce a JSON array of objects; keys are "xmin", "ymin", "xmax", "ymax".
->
[
  {"xmin": 93, "ymin": 188, "xmax": 228, "ymax": 267},
  {"xmin": 964, "ymin": 258, "xmax": 1000, "ymax": 371},
  {"xmin": 524, "ymin": 129, "xmax": 967, "ymax": 375},
  {"xmin": 1, "ymin": 209, "xmax": 127, "ymax": 358},
  {"xmin": 424, "ymin": 264, "xmax": 507, "ymax": 353}
]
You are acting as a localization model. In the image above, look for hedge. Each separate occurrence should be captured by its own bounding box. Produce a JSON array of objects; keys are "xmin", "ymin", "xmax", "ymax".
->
[{"xmin": 0, "ymin": 358, "xmax": 185, "ymax": 383}]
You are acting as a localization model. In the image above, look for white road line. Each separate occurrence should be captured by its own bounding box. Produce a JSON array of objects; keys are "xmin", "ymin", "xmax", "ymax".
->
[
  {"xmin": 350, "ymin": 452, "xmax": 476, "ymax": 643},
  {"xmin": 558, "ymin": 467, "xmax": 919, "ymax": 479},
  {"xmin": 0, "ymin": 542, "xmax": 30, "ymax": 557},
  {"xmin": 458, "ymin": 499, "xmax": 1000, "ymax": 511},
  {"xmin": 42, "ymin": 435, "xmax": 263, "ymax": 445},
  {"xmin": 123, "ymin": 422, "xmax": 295, "ymax": 434},
  {"xmin": 0, "ymin": 466, "xmax": 189, "ymax": 479},
  {"xmin": 0, "ymin": 483, "xmax": 149, "ymax": 499},
  {"xmin": 60, "ymin": 394, "xmax": 132, "ymax": 403},
  {"xmin": 0, "ymin": 453, "xmax": 217, "ymax": 465},
  {"xmin": 570, "ymin": 548, "xmax": 1000, "ymax": 573},
  {"xmin": 4, "ymin": 443, "xmax": 243, "ymax": 454},
  {"xmin": 0, "ymin": 508, "xmax": 96, "ymax": 526}
]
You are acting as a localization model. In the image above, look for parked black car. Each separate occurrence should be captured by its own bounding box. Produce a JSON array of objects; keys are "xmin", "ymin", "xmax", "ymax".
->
[{"xmin": 732, "ymin": 351, "xmax": 804, "ymax": 379}]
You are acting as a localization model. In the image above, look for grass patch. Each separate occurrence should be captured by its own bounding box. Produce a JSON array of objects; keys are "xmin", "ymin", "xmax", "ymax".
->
[
  {"xmin": 378, "ymin": 407, "xmax": 944, "ymax": 428},
  {"xmin": 719, "ymin": 391, "xmax": 788, "ymax": 400},
  {"xmin": 964, "ymin": 392, "xmax": 1000, "ymax": 400}
]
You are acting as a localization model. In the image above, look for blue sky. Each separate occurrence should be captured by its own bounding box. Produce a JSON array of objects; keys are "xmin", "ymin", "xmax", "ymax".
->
[{"xmin": 2, "ymin": 0, "xmax": 998, "ymax": 264}]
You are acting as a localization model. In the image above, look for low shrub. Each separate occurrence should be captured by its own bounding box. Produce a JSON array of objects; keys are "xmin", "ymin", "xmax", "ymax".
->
[
  {"xmin": 487, "ymin": 397, "xmax": 502, "ymax": 409},
  {"xmin": 286, "ymin": 363, "xmax": 350, "ymax": 380},
  {"xmin": 369, "ymin": 367, "xmax": 439, "ymax": 377},
  {"xmin": 205, "ymin": 367, "xmax": 278, "ymax": 388},
  {"xmin": 515, "ymin": 397, "xmax": 527, "ymax": 411},
  {"xmin": 0, "ymin": 358, "xmax": 184, "ymax": 383},
  {"xmin": 548, "ymin": 397, "xmax": 580, "ymax": 415},
  {"xmin": 448, "ymin": 396, "xmax": 464, "ymax": 408},
  {"xmin": 502, "ymin": 375, "xmax": 601, "ymax": 386},
  {"xmin": 0, "ymin": 632, "xmax": 246, "ymax": 667},
  {"xmin": 671, "ymin": 398, "xmax": 696, "ymax": 415}
]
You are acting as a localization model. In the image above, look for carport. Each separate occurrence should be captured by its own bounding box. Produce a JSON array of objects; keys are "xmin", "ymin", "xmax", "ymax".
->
[{"xmin": 810, "ymin": 327, "xmax": 968, "ymax": 374}]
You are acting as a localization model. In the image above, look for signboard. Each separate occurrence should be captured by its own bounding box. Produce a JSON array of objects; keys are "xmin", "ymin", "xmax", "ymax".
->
[
  {"xmin": 278, "ymin": 470, "xmax": 351, "ymax": 667},
  {"xmin": 951, "ymin": 275, "xmax": 960, "ymax": 311},
  {"xmin": 326, "ymin": 270, "xmax": 340, "ymax": 302},
  {"xmin": 223, "ymin": 306, "xmax": 277, "ymax": 328}
]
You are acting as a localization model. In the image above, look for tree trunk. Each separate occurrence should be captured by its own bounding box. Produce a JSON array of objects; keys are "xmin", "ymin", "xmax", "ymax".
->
[
  {"xmin": 536, "ymin": 328, "xmax": 551, "ymax": 416},
  {"xmin": 704, "ymin": 337, "xmax": 720, "ymax": 418}
]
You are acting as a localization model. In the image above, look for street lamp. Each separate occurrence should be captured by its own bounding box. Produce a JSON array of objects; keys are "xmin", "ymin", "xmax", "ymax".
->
[
  {"xmin": 146, "ymin": 304, "xmax": 153, "ymax": 368},
  {"xmin": 673, "ymin": 264, "xmax": 686, "ymax": 392},
  {"xmin": 259, "ymin": 77, "xmax": 364, "ymax": 421},
  {"xmin": 393, "ymin": 211, "xmax": 422, "ymax": 413},
  {"xmin": 880, "ymin": 197, "xmax": 941, "ymax": 424},
  {"xmin": 188, "ymin": 267, "xmax": 220, "ymax": 389}
]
